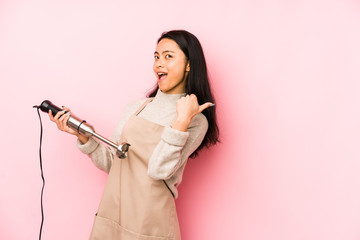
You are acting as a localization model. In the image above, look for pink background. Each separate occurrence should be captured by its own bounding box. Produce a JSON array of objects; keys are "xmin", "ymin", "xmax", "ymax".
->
[{"xmin": 1, "ymin": 0, "xmax": 360, "ymax": 239}]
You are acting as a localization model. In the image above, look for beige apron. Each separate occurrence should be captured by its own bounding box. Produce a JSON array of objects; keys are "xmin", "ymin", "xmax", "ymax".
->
[{"xmin": 89, "ymin": 99, "xmax": 181, "ymax": 240}]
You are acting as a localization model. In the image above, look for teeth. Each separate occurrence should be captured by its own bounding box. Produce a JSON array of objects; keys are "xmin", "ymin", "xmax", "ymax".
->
[{"xmin": 158, "ymin": 72, "xmax": 167, "ymax": 76}]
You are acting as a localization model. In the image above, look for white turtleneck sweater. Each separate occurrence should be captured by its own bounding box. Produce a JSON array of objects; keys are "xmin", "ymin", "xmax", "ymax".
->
[{"xmin": 77, "ymin": 89, "xmax": 208, "ymax": 198}]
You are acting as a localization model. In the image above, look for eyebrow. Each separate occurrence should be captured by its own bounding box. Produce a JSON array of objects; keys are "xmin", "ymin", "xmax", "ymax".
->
[{"xmin": 154, "ymin": 50, "xmax": 175, "ymax": 55}]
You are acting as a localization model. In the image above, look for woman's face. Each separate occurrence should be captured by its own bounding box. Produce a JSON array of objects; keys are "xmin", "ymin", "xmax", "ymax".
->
[{"xmin": 153, "ymin": 38, "xmax": 190, "ymax": 94}]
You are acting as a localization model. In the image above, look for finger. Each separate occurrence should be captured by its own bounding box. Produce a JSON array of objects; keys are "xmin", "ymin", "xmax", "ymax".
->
[
  {"xmin": 58, "ymin": 111, "xmax": 68, "ymax": 122},
  {"xmin": 59, "ymin": 112, "xmax": 70, "ymax": 128},
  {"xmin": 62, "ymin": 106, "xmax": 71, "ymax": 111},
  {"xmin": 48, "ymin": 110, "xmax": 54, "ymax": 121},
  {"xmin": 198, "ymin": 102, "xmax": 213, "ymax": 113},
  {"xmin": 62, "ymin": 113, "xmax": 76, "ymax": 134},
  {"xmin": 54, "ymin": 109, "xmax": 66, "ymax": 120}
]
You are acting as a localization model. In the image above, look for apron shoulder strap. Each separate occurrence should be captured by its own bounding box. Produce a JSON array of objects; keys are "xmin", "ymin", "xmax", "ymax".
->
[{"xmin": 134, "ymin": 98, "xmax": 153, "ymax": 116}]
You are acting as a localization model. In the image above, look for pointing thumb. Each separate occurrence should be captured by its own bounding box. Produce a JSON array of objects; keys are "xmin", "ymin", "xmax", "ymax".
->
[{"xmin": 199, "ymin": 102, "xmax": 215, "ymax": 113}]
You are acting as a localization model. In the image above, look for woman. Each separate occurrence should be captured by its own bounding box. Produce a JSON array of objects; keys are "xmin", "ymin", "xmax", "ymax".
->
[{"xmin": 49, "ymin": 30, "xmax": 219, "ymax": 239}]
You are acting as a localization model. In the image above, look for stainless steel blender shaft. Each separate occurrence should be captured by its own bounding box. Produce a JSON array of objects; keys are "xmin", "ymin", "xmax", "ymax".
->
[{"xmin": 67, "ymin": 114, "xmax": 130, "ymax": 159}]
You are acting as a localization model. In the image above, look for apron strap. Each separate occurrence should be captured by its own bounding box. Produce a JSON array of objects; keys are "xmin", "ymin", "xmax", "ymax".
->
[{"xmin": 134, "ymin": 98, "xmax": 153, "ymax": 116}]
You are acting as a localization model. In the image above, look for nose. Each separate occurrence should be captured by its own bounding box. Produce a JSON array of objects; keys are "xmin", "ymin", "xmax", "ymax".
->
[{"xmin": 156, "ymin": 59, "xmax": 164, "ymax": 68}]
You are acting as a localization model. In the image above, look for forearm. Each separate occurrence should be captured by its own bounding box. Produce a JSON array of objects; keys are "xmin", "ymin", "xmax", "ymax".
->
[
  {"xmin": 77, "ymin": 137, "xmax": 114, "ymax": 173},
  {"xmin": 148, "ymin": 126, "xmax": 189, "ymax": 179},
  {"xmin": 76, "ymin": 133, "xmax": 89, "ymax": 144},
  {"xmin": 148, "ymin": 114, "xmax": 208, "ymax": 180},
  {"xmin": 171, "ymin": 116, "xmax": 191, "ymax": 132}
]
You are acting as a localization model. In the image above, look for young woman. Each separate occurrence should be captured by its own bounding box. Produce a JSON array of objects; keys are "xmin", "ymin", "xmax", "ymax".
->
[{"xmin": 49, "ymin": 30, "xmax": 219, "ymax": 239}]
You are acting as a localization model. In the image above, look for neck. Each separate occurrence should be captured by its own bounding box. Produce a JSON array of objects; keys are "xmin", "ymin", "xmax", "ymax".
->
[{"xmin": 153, "ymin": 89, "xmax": 186, "ymax": 102}]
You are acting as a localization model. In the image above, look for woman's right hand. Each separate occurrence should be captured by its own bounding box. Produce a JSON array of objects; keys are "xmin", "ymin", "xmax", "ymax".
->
[
  {"xmin": 48, "ymin": 107, "xmax": 77, "ymax": 135},
  {"xmin": 48, "ymin": 107, "xmax": 90, "ymax": 144}
]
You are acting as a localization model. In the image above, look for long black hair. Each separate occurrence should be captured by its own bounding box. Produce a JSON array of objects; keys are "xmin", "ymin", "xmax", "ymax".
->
[{"xmin": 148, "ymin": 30, "xmax": 219, "ymax": 158}]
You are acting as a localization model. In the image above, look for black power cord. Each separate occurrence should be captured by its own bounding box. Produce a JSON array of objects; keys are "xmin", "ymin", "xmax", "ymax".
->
[{"xmin": 34, "ymin": 105, "xmax": 45, "ymax": 240}]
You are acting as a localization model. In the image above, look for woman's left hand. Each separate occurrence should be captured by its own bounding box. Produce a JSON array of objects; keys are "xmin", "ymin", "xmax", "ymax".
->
[{"xmin": 172, "ymin": 94, "xmax": 213, "ymax": 132}]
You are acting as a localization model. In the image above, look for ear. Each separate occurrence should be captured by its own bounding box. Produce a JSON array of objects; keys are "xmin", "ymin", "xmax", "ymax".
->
[{"xmin": 186, "ymin": 61, "xmax": 190, "ymax": 72}]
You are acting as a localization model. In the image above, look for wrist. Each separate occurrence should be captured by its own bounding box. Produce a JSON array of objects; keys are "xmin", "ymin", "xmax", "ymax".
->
[
  {"xmin": 76, "ymin": 133, "xmax": 89, "ymax": 144},
  {"xmin": 172, "ymin": 116, "xmax": 191, "ymax": 132}
]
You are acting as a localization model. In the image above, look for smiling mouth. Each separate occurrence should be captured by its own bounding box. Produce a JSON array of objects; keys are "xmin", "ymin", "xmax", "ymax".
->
[{"xmin": 157, "ymin": 72, "xmax": 168, "ymax": 81}]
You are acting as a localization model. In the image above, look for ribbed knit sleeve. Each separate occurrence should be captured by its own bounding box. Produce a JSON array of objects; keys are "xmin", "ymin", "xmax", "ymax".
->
[
  {"xmin": 76, "ymin": 137, "xmax": 112, "ymax": 173},
  {"xmin": 147, "ymin": 113, "xmax": 208, "ymax": 180}
]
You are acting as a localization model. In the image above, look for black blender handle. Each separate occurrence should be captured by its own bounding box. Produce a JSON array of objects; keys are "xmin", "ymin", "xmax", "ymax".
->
[{"xmin": 39, "ymin": 100, "xmax": 64, "ymax": 117}]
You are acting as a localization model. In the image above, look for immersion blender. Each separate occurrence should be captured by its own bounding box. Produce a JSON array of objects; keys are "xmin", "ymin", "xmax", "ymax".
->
[{"xmin": 37, "ymin": 100, "xmax": 130, "ymax": 158}]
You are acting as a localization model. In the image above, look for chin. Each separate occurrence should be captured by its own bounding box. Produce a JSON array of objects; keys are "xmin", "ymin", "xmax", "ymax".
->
[{"xmin": 158, "ymin": 84, "xmax": 167, "ymax": 92}]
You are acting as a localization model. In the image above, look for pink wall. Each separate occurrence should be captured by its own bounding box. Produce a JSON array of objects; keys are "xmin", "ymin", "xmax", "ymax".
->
[{"xmin": 1, "ymin": 0, "xmax": 360, "ymax": 239}]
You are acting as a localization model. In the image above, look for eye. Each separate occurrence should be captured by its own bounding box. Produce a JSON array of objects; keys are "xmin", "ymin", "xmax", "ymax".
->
[
  {"xmin": 154, "ymin": 55, "xmax": 159, "ymax": 60},
  {"xmin": 165, "ymin": 54, "xmax": 172, "ymax": 59}
]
